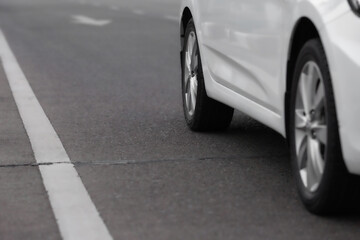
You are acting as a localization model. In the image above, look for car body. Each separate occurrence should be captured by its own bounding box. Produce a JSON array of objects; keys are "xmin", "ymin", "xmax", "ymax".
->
[{"xmin": 179, "ymin": 0, "xmax": 360, "ymax": 213}]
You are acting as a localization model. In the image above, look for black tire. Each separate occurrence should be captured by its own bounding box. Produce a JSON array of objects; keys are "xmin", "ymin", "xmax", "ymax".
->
[
  {"xmin": 289, "ymin": 39, "xmax": 357, "ymax": 214},
  {"xmin": 181, "ymin": 20, "xmax": 233, "ymax": 131}
]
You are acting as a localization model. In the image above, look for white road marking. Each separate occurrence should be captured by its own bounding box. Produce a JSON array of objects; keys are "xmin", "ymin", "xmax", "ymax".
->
[
  {"xmin": 164, "ymin": 15, "xmax": 178, "ymax": 22},
  {"xmin": 72, "ymin": 15, "xmax": 111, "ymax": 27},
  {"xmin": 0, "ymin": 29, "xmax": 113, "ymax": 240},
  {"xmin": 132, "ymin": 9, "xmax": 144, "ymax": 15}
]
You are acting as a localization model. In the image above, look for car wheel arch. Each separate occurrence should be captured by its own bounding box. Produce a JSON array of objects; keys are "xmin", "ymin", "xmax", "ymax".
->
[
  {"xmin": 180, "ymin": 7, "xmax": 193, "ymax": 50},
  {"xmin": 285, "ymin": 17, "xmax": 321, "ymax": 139}
]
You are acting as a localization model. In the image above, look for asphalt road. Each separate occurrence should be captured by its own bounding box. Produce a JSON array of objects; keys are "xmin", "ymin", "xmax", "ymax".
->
[{"xmin": 0, "ymin": 0, "xmax": 360, "ymax": 239}]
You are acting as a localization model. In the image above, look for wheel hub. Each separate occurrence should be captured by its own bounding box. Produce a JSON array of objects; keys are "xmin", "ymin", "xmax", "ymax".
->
[{"xmin": 304, "ymin": 119, "xmax": 316, "ymax": 139}]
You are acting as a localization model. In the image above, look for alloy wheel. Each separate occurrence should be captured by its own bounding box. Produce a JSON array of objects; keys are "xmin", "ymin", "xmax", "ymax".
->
[
  {"xmin": 295, "ymin": 61, "xmax": 327, "ymax": 192},
  {"xmin": 184, "ymin": 31, "xmax": 199, "ymax": 117}
]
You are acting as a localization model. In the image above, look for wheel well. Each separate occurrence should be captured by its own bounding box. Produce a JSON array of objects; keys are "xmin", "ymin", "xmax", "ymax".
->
[
  {"xmin": 180, "ymin": 7, "xmax": 193, "ymax": 50},
  {"xmin": 285, "ymin": 18, "xmax": 320, "ymax": 138}
]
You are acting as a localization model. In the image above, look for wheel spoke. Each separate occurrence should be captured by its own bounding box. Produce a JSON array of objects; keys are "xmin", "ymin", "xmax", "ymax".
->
[
  {"xmin": 193, "ymin": 76, "xmax": 198, "ymax": 100},
  {"xmin": 185, "ymin": 34, "xmax": 195, "ymax": 72},
  {"xmin": 185, "ymin": 92, "xmax": 191, "ymax": 112},
  {"xmin": 306, "ymin": 139, "xmax": 322, "ymax": 190},
  {"xmin": 298, "ymin": 73, "xmax": 312, "ymax": 113},
  {"xmin": 300, "ymin": 169, "xmax": 308, "ymax": 188},
  {"xmin": 185, "ymin": 51, "xmax": 191, "ymax": 73},
  {"xmin": 313, "ymin": 81, "xmax": 325, "ymax": 113},
  {"xmin": 306, "ymin": 63, "xmax": 320, "ymax": 110},
  {"xmin": 184, "ymin": 75, "xmax": 191, "ymax": 93},
  {"xmin": 191, "ymin": 42, "xmax": 198, "ymax": 72},
  {"xmin": 313, "ymin": 124, "xmax": 327, "ymax": 145},
  {"xmin": 190, "ymin": 79, "xmax": 196, "ymax": 112},
  {"xmin": 298, "ymin": 136, "xmax": 308, "ymax": 188},
  {"xmin": 192, "ymin": 54, "xmax": 198, "ymax": 72},
  {"xmin": 307, "ymin": 63, "xmax": 316, "ymax": 83},
  {"xmin": 187, "ymin": 35, "xmax": 194, "ymax": 59},
  {"xmin": 295, "ymin": 109, "xmax": 307, "ymax": 130},
  {"xmin": 184, "ymin": 75, "xmax": 192, "ymax": 112},
  {"xmin": 313, "ymin": 143, "xmax": 325, "ymax": 175},
  {"xmin": 190, "ymin": 93, "xmax": 196, "ymax": 112},
  {"xmin": 306, "ymin": 139, "xmax": 316, "ymax": 190},
  {"xmin": 297, "ymin": 134, "xmax": 308, "ymax": 169}
]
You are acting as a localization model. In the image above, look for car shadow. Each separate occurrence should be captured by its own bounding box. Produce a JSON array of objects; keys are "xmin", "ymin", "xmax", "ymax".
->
[{"xmin": 201, "ymin": 110, "xmax": 360, "ymax": 218}]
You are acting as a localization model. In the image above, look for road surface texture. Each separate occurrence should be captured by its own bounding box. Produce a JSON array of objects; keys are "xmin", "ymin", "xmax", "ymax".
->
[{"xmin": 0, "ymin": 0, "xmax": 360, "ymax": 239}]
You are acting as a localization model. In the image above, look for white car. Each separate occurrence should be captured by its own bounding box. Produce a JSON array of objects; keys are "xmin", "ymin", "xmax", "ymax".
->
[{"xmin": 179, "ymin": 0, "xmax": 360, "ymax": 214}]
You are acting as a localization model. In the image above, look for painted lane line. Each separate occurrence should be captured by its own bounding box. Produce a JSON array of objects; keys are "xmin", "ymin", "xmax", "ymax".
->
[
  {"xmin": 164, "ymin": 15, "xmax": 178, "ymax": 22},
  {"xmin": 0, "ymin": 29, "xmax": 113, "ymax": 240},
  {"xmin": 72, "ymin": 15, "xmax": 112, "ymax": 27}
]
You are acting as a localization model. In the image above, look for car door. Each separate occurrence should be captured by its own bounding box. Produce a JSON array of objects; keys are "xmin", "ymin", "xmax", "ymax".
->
[{"xmin": 197, "ymin": 0, "xmax": 286, "ymax": 114}]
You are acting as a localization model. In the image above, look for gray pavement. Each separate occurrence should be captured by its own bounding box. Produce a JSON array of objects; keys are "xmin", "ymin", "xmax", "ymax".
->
[{"xmin": 0, "ymin": 0, "xmax": 360, "ymax": 239}]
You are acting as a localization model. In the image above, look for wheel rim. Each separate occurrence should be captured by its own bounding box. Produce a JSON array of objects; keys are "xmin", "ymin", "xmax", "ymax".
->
[
  {"xmin": 295, "ymin": 61, "xmax": 327, "ymax": 192},
  {"xmin": 184, "ymin": 31, "xmax": 199, "ymax": 117}
]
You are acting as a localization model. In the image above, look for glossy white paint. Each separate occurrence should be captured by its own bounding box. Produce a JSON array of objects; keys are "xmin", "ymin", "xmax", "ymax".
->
[
  {"xmin": 180, "ymin": 0, "xmax": 360, "ymax": 175},
  {"xmin": 198, "ymin": 0, "xmax": 285, "ymax": 114},
  {"xmin": 320, "ymin": 11, "xmax": 360, "ymax": 174}
]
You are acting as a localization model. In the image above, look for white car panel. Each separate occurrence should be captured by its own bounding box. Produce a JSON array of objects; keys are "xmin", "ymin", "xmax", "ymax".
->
[
  {"xmin": 197, "ymin": 0, "xmax": 285, "ymax": 115},
  {"xmin": 321, "ymin": 11, "xmax": 360, "ymax": 174},
  {"xmin": 180, "ymin": 0, "xmax": 360, "ymax": 175}
]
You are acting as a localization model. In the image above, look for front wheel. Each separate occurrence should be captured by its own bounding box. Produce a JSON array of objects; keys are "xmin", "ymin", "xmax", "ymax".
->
[
  {"xmin": 289, "ymin": 39, "xmax": 356, "ymax": 214},
  {"xmin": 181, "ymin": 19, "xmax": 234, "ymax": 131}
]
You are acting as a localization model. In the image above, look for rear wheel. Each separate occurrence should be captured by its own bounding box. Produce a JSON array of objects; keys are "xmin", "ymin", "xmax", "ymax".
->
[
  {"xmin": 289, "ymin": 39, "xmax": 356, "ymax": 214},
  {"xmin": 182, "ymin": 20, "xmax": 233, "ymax": 131}
]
